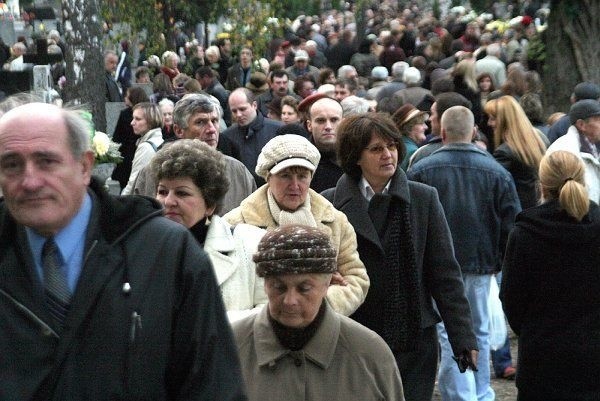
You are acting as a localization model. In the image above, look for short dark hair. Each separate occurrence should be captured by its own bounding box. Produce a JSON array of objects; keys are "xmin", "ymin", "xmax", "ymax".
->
[
  {"xmin": 151, "ymin": 139, "xmax": 229, "ymax": 210},
  {"xmin": 335, "ymin": 78, "xmax": 358, "ymax": 94},
  {"xmin": 126, "ymin": 86, "xmax": 150, "ymax": 106},
  {"xmin": 195, "ymin": 66, "xmax": 214, "ymax": 79},
  {"xmin": 336, "ymin": 113, "xmax": 405, "ymax": 180},
  {"xmin": 271, "ymin": 69, "xmax": 288, "ymax": 80},
  {"xmin": 435, "ymin": 92, "xmax": 472, "ymax": 118}
]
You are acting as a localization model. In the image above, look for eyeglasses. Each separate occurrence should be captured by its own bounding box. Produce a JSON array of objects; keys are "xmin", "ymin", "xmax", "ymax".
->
[{"xmin": 364, "ymin": 142, "xmax": 398, "ymax": 154}]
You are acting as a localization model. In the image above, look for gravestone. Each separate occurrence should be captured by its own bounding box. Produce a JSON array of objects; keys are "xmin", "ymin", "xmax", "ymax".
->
[
  {"xmin": 105, "ymin": 101, "xmax": 126, "ymax": 138},
  {"xmin": 0, "ymin": 70, "xmax": 33, "ymax": 95},
  {"xmin": 23, "ymin": 38, "xmax": 62, "ymax": 65},
  {"xmin": 0, "ymin": 19, "xmax": 15, "ymax": 45}
]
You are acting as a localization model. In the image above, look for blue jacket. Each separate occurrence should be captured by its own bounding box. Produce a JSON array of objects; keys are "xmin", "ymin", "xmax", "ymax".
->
[{"xmin": 407, "ymin": 143, "xmax": 521, "ymax": 274}]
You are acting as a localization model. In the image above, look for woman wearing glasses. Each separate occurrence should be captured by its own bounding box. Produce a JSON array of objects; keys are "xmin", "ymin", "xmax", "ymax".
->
[{"xmin": 323, "ymin": 113, "xmax": 477, "ymax": 401}]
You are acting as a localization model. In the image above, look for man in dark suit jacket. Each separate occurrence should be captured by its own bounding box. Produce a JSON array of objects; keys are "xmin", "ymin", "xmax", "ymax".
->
[
  {"xmin": 222, "ymin": 87, "xmax": 283, "ymax": 186},
  {"xmin": 104, "ymin": 50, "xmax": 122, "ymax": 102}
]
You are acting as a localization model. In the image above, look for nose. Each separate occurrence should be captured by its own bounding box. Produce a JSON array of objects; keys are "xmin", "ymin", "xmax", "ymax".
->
[
  {"xmin": 163, "ymin": 191, "xmax": 177, "ymax": 207},
  {"xmin": 283, "ymin": 289, "xmax": 299, "ymax": 306},
  {"xmin": 381, "ymin": 146, "xmax": 392, "ymax": 158},
  {"xmin": 206, "ymin": 120, "xmax": 218, "ymax": 133},
  {"xmin": 21, "ymin": 162, "xmax": 44, "ymax": 191}
]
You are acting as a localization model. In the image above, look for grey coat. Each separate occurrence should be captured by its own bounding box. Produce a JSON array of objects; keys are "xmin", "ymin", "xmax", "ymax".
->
[{"xmin": 233, "ymin": 302, "xmax": 404, "ymax": 401}]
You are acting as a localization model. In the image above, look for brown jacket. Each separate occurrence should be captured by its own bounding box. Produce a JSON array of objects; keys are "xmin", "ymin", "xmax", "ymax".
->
[
  {"xmin": 232, "ymin": 303, "xmax": 404, "ymax": 401},
  {"xmin": 224, "ymin": 185, "xmax": 369, "ymax": 316}
]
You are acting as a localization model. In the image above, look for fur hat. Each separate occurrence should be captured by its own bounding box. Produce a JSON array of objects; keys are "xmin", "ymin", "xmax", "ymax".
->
[
  {"xmin": 255, "ymin": 134, "xmax": 320, "ymax": 179},
  {"xmin": 246, "ymin": 72, "xmax": 269, "ymax": 94},
  {"xmin": 253, "ymin": 225, "xmax": 337, "ymax": 277}
]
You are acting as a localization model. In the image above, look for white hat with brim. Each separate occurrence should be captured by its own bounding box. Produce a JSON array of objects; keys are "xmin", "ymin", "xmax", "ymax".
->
[{"xmin": 255, "ymin": 134, "xmax": 321, "ymax": 180}]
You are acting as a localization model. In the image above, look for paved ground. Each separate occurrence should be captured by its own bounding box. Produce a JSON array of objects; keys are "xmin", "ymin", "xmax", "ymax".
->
[{"xmin": 432, "ymin": 331, "xmax": 518, "ymax": 401}]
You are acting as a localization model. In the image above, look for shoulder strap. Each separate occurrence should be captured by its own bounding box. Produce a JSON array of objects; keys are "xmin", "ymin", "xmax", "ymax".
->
[{"xmin": 144, "ymin": 140, "xmax": 158, "ymax": 153}]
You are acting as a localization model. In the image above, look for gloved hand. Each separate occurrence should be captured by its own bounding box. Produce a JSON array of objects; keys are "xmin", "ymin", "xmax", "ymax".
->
[{"xmin": 452, "ymin": 349, "xmax": 479, "ymax": 373}]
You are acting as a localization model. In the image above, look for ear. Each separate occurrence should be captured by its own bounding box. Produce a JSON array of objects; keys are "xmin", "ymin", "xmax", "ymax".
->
[
  {"xmin": 306, "ymin": 118, "xmax": 313, "ymax": 133},
  {"xmin": 81, "ymin": 150, "xmax": 95, "ymax": 185},
  {"xmin": 173, "ymin": 124, "xmax": 185, "ymax": 139},
  {"xmin": 441, "ymin": 127, "xmax": 448, "ymax": 144},
  {"xmin": 471, "ymin": 126, "xmax": 478, "ymax": 141},
  {"xmin": 575, "ymin": 119, "xmax": 585, "ymax": 133},
  {"xmin": 205, "ymin": 205, "xmax": 217, "ymax": 217}
]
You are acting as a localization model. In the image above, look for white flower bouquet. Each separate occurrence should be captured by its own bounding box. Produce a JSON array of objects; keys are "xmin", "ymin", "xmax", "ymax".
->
[{"xmin": 92, "ymin": 131, "xmax": 123, "ymax": 165}]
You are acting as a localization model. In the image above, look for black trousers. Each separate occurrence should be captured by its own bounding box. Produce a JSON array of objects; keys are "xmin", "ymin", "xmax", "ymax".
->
[{"xmin": 393, "ymin": 325, "xmax": 438, "ymax": 401}]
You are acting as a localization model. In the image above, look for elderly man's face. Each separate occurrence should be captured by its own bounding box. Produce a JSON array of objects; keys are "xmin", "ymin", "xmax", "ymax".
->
[
  {"xmin": 265, "ymin": 273, "xmax": 330, "ymax": 328},
  {"xmin": 0, "ymin": 104, "xmax": 93, "ymax": 237},
  {"xmin": 176, "ymin": 110, "xmax": 220, "ymax": 148},
  {"xmin": 104, "ymin": 54, "xmax": 118, "ymax": 73}
]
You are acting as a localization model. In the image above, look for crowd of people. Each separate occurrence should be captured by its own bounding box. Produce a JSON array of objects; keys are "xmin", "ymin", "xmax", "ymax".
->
[{"xmin": 1, "ymin": 1, "xmax": 599, "ymax": 400}]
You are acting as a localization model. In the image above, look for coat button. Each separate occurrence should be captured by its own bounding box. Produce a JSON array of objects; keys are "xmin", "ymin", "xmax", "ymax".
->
[
  {"xmin": 294, "ymin": 358, "xmax": 302, "ymax": 367},
  {"xmin": 41, "ymin": 326, "xmax": 53, "ymax": 337}
]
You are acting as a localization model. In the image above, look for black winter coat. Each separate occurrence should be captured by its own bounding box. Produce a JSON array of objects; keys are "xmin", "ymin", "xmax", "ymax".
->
[
  {"xmin": 0, "ymin": 180, "xmax": 246, "ymax": 400},
  {"xmin": 501, "ymin": 200, "xmax": 600, "ymax": 401}
]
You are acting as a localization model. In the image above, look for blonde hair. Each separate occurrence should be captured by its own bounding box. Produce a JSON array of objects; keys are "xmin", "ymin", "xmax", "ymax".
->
[
  {"xmin": 452, "ymin": 60, "xmax": 478, "ymax": 93},
  {"xmin": 539, "ymin": 151, "xmax": 589, "ymax": 221},
  {"xmin": 484, "ymin": 96, "xmax": 546, "ymax": 168}
]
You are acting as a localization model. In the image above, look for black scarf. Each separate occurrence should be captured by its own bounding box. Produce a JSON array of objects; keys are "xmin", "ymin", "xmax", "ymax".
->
[
  {"xmin": 269, "ymin": 302, "xmax": 327, "ymax": 351},
  {"xmin": 370, "ymin": 194, "xmax": 422, "ymax": 352}
]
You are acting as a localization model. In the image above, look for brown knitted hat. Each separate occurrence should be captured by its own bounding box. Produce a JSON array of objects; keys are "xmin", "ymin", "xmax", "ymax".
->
[{"xmin": 253, "ymin": 225, "xmax": 337, "ymax": 277}]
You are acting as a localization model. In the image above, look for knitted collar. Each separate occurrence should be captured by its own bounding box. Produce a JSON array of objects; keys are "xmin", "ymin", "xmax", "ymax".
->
[
  {"xmin": 268, "ymin": 301, "xmax": 327, "ymax": 351},
  {"xmin": 267, "ymin": 189, "xmax": 317, "ymax": 228}
]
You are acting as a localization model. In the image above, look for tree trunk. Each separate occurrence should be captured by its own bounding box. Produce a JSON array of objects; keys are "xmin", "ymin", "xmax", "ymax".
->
[
  {"xmin": 61, "ymin": 0, "xmax": 106, "ymax": 131},
  {"xmin": 542, "ymin": 0, "xmax": 600, "ymax": 114}
]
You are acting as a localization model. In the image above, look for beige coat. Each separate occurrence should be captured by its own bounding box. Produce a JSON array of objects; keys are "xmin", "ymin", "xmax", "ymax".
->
[
  {"xmin": 205, "ymin": 215, "xmax": 267, "ymax": 323},
  {"xmin": 232, "ymin": 302, "xmax": 404, "ymax": 401},
  {"xmin": 224, "ymin": 185, "xmax": 369, "ymax": 316}
]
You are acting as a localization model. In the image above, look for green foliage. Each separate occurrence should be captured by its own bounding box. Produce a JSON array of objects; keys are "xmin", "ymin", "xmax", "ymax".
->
[
  {"xmin": 470, "ymin": 0, "xmax": 488, "ymax": 13},
  {"xmin": 527, "ymin": 34, "xmax": 546, "ymax": 63},
  {"xmin": 432, "ymin": 0, "xmax": 441, "ymax": 20},
  {"xmin": 101, "ymin": 0, "xmax": 165, "ymax": 55},
  {"xmin": 224, "ymin": 0, "xmax": 284, "ymax": 58}
]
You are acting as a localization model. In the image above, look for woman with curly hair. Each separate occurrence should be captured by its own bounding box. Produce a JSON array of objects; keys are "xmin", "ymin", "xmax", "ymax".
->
[{"xmin": 152, "ymin": 139, "xmax": 267, "ymax": 322}]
